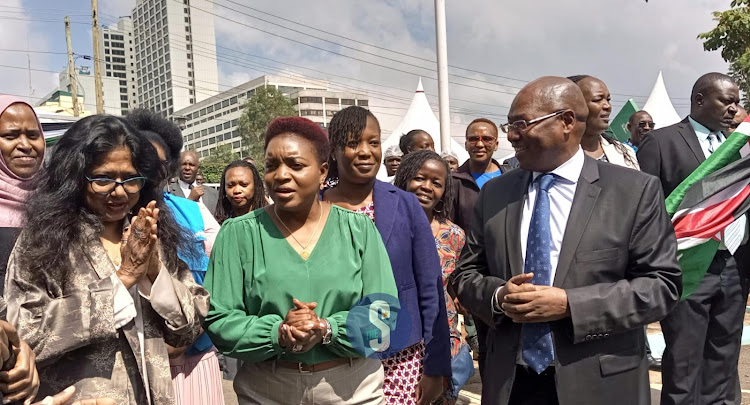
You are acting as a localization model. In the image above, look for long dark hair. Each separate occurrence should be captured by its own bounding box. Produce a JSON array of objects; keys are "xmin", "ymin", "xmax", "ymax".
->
[
  {"xmin": 326, "ymin": 106, "xmax": 379, "ymax": 183},
  {"xmin": 393, "ymin": 150, "xmax": 454, "ymax": 221},
  {"xmin": 20, "ymin": 115, "xmax": 196, "ymax": 280},
  {"xmin": 126, "ymin": 108, "xmax": 183, "ymax": 180},
  {"xmin": 215, "ymin": 159, "xmax": 267, "ymax": 224}
]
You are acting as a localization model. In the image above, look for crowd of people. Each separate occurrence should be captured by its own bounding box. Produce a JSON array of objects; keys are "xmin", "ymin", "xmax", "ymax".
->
[{"xmin": 0, "ymin": 70, "xmax": 745, "ymax": 405}]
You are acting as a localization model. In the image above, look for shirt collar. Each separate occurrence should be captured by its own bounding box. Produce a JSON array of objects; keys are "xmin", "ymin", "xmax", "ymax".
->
[
  {"xmin": 532, "ymin": 147, "xmax": 584, "ymax": 184},
  {"xmin": 178, "ymin": 179, "xmax": 194, "ymax": 189},
  {"xmin": 688, "ymin": 116, "xmax": 715, "ymax": 140}
]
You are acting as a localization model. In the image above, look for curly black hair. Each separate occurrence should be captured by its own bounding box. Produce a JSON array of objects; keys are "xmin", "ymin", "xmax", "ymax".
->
[
  {"xmin": 125, "ymin": 108, "xmax": 183, "ymax": 179},
  {"xmin": 215, "ymin": 159, "xmax": 267, "ymax": 224},
  {"xmin": 393, "ymin": 150, "xmax": 454, "ymax": 221},
  {"xmin": 19, "ymin": 115, "xmax": 197, "ymax": 282},
  {"xmin": 326, "ymin": 106, "xmax": 379, "ymax": 182}
]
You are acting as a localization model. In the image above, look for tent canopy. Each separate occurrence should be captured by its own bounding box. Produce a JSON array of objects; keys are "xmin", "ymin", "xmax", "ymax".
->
[
  {"xmin": 377, "ymin": 78, "xmax": 469, "ymax": 180},
  {"xmin": 642, "ymin": 71, "xmax": 682, "ymax": 129}
]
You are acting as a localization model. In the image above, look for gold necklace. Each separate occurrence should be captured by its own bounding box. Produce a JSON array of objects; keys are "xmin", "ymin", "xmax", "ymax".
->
[{"xmin": 274, "ymin": 200, "xmax": 323, "ymax": 260}]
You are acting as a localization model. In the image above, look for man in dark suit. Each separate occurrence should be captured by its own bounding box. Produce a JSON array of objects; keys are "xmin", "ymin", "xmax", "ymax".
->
[
  {"xmin": 637, "ymin": 72, "xmax": 746, "ymax": 405},
  {"xmin": 451, "ymin": 76, "xmax": 682, "ymax": 405},
  {"xmin": 165, "ymin": 150, "xmax": 219, "ymax": 215}
]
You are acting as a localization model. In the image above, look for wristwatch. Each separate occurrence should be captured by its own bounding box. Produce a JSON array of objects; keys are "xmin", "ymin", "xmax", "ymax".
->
[{"xmin": 321, "ymin": 320, "xmax": 333, "ymax": 345}]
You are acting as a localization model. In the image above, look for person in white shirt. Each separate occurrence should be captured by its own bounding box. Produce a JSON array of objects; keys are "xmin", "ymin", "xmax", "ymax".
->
[{"xmin": 166, "ymin": 151, "xmax": 219, "ymax": 216}]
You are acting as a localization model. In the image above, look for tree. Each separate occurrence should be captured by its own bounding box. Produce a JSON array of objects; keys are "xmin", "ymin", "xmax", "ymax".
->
[
  {"xmin": 238, "ymin": 86, "xmax": 297, "ymax": 168},
  {"xmin": 199, "ymin": 144, "xmax": 238, "ymax": 183},
  {"xmin": 699, "ymin": 0, "xmax": 750, "ymax": 109}
]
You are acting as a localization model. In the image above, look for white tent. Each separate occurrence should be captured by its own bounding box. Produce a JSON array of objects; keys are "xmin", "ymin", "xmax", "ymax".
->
[
  {"xmin": 642, "ymin": 71, "xmax": 682, "ymax": 129},
  {"xmin": 377, "ymin": 78, "xmax": 470, "ymax": 180}
]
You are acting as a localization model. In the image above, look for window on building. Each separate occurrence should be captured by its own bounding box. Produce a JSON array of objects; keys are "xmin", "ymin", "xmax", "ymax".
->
[
  {"xmin": 105, "ymin": 48, "xmax": 110, "ymax": 54},
  {"xmin": 214, "ymin": 124, "xmax": 222, "ymax": 132},
  {"xmin": 231, "ymin": 119, "xmax": 238, "ymax": 127},
  {"xmin": 232, "ymin": 141, "xmax": 240, "ymax": 148},
  {"xmin": 325, "ymin": 97, "xmax": 338, "ymax": 104},
  {"xmin": 190, "ymin": 98, "xmax": 195, "ymax": 104},
  {"xmin": 189, "ymin": 89, "xmax": 194, "ymax": 95},
  {"xmin": 189, "ymin": 80, "xmax": 193, "ymax": 86},
  {"xmin": 229, "ymin": 96, "xmax": 238, "ymax": 105},
  {"xmin": 202, "ymin": 140, "xmax": 208, "ymax": 147},
  {"xmin": 104, "ymin": 33, "xmax": 109, "ymax": 39},
  {"xmin": 207, "ymin": 105, "xmax": 214, "ymax": 113},
  {"xmin": 247, "ymin": 89, "xmax": 255, "ymax": 98},
  {"xmin": 121, "ymin": 102, "xmax": 128, "ymax": 108},
  {"xmin": 299, "ymin": 97, "xmax": 323, "ymax": 103},
  {"xmin": 357, "ymin": 100, "xmax": 368, "ymax": 107},
  {"xmin": 221, "ymin": 100, "xmax": 229, "ymax": 108},
  {"xmin": 341, "ymin": 99, "xmax": 355, "ymax": 105},
  {"xmin": 223, "ymin": 121, "xmax": 230, "ymax": 130},
  {"xmin": 104, "ymin": 41, "xmax": 109, "ymax": 46},
  {"xmin": 188, "ymin": 71, "xmax": 193, "ymax": 78}
]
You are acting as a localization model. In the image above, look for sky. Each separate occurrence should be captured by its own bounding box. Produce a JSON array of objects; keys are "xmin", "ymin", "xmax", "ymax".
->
[{"xmin": 0, "ymin": 0, "xmax": 734, "ymax": 155}]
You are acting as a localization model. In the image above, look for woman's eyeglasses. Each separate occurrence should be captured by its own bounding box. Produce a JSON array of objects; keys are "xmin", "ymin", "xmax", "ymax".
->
[{"xmin": 86, "ymin": 176, "xmax": 148, "ymax": 195}]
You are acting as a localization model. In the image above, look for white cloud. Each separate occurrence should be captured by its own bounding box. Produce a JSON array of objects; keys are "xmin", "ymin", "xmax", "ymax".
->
[{"xmin": 0, "ymin": 0, "xmax": 58, "ymax": 104}]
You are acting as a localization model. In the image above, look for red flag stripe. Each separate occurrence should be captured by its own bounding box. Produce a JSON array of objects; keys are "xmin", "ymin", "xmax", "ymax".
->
[{"xmin": 673, "ymin": 185, "xmax": 750, "ymax": 240}]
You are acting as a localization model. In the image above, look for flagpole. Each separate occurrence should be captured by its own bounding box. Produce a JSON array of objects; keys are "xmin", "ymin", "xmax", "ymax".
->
[{"xmin": 434, "ymin": 0, "xmax": 451, "ymax": 153}]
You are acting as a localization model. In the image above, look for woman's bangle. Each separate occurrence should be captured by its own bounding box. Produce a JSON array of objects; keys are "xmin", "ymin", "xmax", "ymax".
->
[{"xmin": 321, "ymin": 320, "xmax": 332, "ymax": 345}]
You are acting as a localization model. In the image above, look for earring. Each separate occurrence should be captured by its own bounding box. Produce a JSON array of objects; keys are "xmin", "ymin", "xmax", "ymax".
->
[{"xmin": 320, "ymin": 183, "xmax": 325, "ymax": 191}]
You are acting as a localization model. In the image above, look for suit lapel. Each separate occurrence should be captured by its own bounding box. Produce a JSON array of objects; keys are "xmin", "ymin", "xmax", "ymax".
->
[
  {"xmin": 507, "ymin": 171, "xmax": 532, "ymax": 276},
  {"xmin": 677, "ymin": 120, "xmax": 706, "ymax": 164},
  {"xmin": 169, "ymin": 183, "xmax": 186, "ymax": 199},
  {"xmin": 554, "ymin": 157, "xmax": 601, "ymax": 288},
  {"xmin": 373, "ymin": 181, "xmax": 398, "ymax": 243}
]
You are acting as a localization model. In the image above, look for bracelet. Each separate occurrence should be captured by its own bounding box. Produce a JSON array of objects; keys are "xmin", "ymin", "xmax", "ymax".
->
[{"xmin": 321, "ymin": 320, "xmax": 332, "ymax": 345}]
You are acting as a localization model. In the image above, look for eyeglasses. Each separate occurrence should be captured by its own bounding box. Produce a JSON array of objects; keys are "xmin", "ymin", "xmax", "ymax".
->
[
  {"xmin": 466, "ymin": 135, "xmax": 497, "ymax": 145},
  {"xmin": 86, "ymin": 176, "xmax": 148, "ymax": 195},
  {"xmin": 637, "ymin": 121, "xmax": 656, "ymax": 129},
  {"xmin": 500, "ymin": 110, "xmax": 567, "ymax": 134}
]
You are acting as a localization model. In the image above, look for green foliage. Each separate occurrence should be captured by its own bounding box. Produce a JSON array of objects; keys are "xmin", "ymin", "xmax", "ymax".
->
[
  {"xmin": 199, "ymin": 144, "xmax": 238, "ymax": 183},
  {"xmin": 237, "ymin": 86, "xmax": 297, "ymax": 169},
  {"xmin": 699, "ymin": 0, "xmax": 750, "ymax": 109}
]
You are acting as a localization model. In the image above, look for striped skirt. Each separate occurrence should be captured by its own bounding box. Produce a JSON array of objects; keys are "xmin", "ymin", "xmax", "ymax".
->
[{"xmin": 170, "ymin": 350, "xmax": 225, "ymax": 405}]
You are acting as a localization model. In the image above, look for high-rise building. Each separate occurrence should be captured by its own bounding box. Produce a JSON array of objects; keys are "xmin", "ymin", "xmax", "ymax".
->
[
  {"xmin": 132, "ymin": 0, "xmax": 220, "ymax": 118},
  {"xmin": 100, "ymin": 17, "xmax": 138, "ymax": 115},
  {"xmin": 36, "ymin": 66, "xmax": 122, "ymax": 117},
  {"xmin": 174, "ymin": 75, "xmax": 368, "ymax": 159}
]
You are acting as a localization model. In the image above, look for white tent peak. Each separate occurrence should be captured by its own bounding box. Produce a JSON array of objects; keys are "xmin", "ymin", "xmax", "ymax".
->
[
  {"xmin": 642, "ymin": 71, "xmax": 682, "ymax": 129},
  {"xmin": 376, "ymin": 79, "xmax": 470, "ymax": 180}
]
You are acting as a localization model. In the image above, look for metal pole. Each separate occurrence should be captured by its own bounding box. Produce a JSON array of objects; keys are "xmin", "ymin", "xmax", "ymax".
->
[
  {"xmin": 434, "ymin": 0, "xmax": 451, "ymax": 153},
  {"xmin": 65, "ymin": 17, "xmax": 80, "ymax": 117},
  {"xmin": 91, "ymin": 0, "xmax": 104, "ymax": 114}
]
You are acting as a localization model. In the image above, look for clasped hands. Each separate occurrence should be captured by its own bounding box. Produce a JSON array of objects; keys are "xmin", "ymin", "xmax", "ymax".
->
[
  {"xmin": 117, "ymin": 201, "xmax": 161, "ymax": 289},
  {"xmin": 278, "ymin": 299, "xmax": 329, "ymax": 353},
  {"xmin": 496, "ymin": 273, "xmax": 571, "ymax": 323}
]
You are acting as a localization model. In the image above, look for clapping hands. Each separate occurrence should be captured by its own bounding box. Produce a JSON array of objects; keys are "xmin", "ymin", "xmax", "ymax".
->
[
  {"xmin": 118, "ymin": 201, "xmax": 160, "ymax": 289},
  {"xmin": 278, "ymin": 299, "xmax": 328, "ymax": 354}
]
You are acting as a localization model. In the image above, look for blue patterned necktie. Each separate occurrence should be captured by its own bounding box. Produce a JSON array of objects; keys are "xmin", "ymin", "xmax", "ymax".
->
[{"xmin": 521, "ymin": 173, "xmax": 556, "ymax": 374}]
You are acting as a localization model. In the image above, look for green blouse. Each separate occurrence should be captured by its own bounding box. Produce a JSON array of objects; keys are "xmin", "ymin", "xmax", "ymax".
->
[{"xmin": 204, "ymin": 205, "xmax": 399, "ymax": 365}]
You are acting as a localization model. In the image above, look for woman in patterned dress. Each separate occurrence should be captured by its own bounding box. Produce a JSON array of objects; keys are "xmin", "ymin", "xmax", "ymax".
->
[
  {"xmin": 394, "ymin": 150, "xmax": 466, "ymax": 404},
  {"xmin": 5, "ymin": 115, "xmax": 209, "ymax": 404},
  {"xmin": 322, "ymin": 106, "xmax": 452, "ymax": 405}
]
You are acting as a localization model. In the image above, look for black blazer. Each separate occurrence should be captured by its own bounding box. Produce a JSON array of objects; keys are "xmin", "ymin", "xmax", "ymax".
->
[
  {"xmin": 165, "ymin": 182, "xmax": 219, "ymax": 216},
  {"xmin": 450, "ymin": 156, "xmax": 682, "ymax": 405},
  {"xmin": 636, "ymin": 117, "xmax": 710, "ymax": 197}
]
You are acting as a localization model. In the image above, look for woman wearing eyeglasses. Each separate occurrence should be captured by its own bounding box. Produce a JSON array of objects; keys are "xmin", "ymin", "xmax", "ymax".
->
[
  {"xmin": 568, "ymin": 75, "xmax": 640, "ymax": 170},
  {"xmin": 4, "ymin": 115, "xmax": 209, "ymax": 404}
]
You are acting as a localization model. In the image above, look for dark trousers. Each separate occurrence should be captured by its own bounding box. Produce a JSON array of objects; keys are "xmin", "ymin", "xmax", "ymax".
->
[
  {"xmin": 660, "ymin": 251, "xmax": 746, "ymax": 405},
  {"xmin": 509, "ymin": 365, "xmax": 558, "ymax": 405}
]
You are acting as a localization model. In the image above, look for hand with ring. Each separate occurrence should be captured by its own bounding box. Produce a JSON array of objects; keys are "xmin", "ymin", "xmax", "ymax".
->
[{"xmin": 117, "ymin": 201, "xmax": 159, "ymax": 289}]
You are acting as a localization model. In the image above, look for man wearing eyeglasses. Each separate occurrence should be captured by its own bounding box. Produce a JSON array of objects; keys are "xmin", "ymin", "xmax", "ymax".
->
[
  {"xmin": 451, "ymin": 76, "xmax": 681, "ymax": 405},
  {"xmin": 626, "ymin": 110, "xmax": 655, "ymax": 150}
]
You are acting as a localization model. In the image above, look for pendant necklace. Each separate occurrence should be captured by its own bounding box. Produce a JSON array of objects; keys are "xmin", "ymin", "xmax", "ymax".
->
[{"xmin": 274, "ymin": 200, "xmax": 323, "ymax": 260}]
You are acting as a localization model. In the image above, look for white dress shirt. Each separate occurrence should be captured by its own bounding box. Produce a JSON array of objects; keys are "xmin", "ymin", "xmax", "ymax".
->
[
  {"xmin": 520, "ymin": 148, "xmax": 585, "ymax": 282},
  {"xmin": 689, "ymin": 116, "xmax": 725, "ymax": 159}
]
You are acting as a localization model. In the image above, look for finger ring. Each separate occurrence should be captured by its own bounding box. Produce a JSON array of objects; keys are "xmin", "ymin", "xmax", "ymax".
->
[
  {"xmin": 292, "ymin": 344, "xmax": 303, "ymax": 352},
  {"xmin": 132, "ymin": 228, "xmax": 146, "ymax": 239}
]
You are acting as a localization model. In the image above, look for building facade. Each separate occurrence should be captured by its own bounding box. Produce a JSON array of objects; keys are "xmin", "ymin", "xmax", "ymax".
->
[
  {"xmin": 100, "ymin": 17, "xmax": 138, "ymax": 115},
  {"xmin": 174, "ymin": 75, "xmax": 367, "ymax": 159},
  {"xmin": 132, "ymin": 0, "xmax": 219, "ymax": 118},
  {"xmin": 57, "ymin": 67, "xmax": 123, "ymax": 116}
]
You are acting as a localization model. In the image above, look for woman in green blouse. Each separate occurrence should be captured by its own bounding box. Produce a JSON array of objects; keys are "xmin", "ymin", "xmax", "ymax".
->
[{"xmin": 205, "ymin": 117, "xmax": 399, "ymax": 405}]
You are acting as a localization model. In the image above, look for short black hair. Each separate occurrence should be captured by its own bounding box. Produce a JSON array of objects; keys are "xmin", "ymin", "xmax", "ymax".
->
[
  {"xmin": 566, "ymin": 75, "xmax": 591, "ymax": 84},
  {"xmin": 628, "ymin": 110, "xmax": 651, "ymax": 125},
  {"xmin": 393, "ymin": 150, "xmax": 454, "ymax": 221},
  {"xmin": 465, "ymin": 118, "xmax": 498, "ymax": 138},
  {"xmin": 399, "ymin": 129, "xmax": 429, "ymax": 154},
  {"xmin": 126, "ymin": 108, "xmax": 183, "ymax": 178},
  {"xmin": 326, "ymin": 106, "xmax": 379, "ymax": 181},
  {"xmin": 215, "ymin": 159, "xmax": 267, "ymax": 224},
  {"xmin": 692, "ymin": 72, "xmax": 735, "ymax": 100}
]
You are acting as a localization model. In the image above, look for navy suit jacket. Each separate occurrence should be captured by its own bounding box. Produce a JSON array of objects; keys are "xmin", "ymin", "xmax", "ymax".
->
[{"xmin": 371, "ymin": 180, "xmax": 452, "ymax": 377}]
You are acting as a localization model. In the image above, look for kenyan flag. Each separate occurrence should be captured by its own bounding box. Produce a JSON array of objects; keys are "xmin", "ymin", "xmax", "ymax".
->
[{"xmin": 666, "ymin": 116, "xmax": 750, "ymax": 299}]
